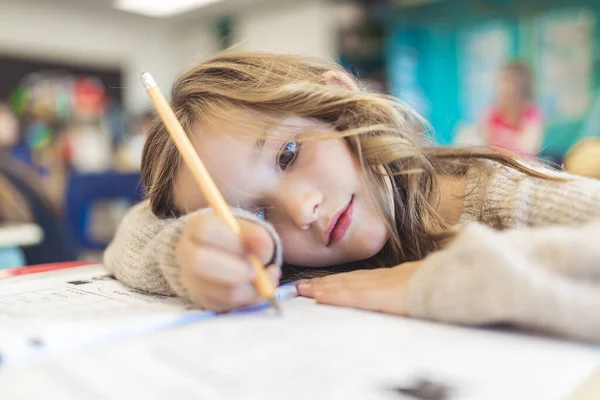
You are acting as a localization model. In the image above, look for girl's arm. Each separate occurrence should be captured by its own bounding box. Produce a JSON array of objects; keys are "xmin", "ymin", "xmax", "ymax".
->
[
  {"xmin": 464, "ymin": 164, "xmax": 600, "ymax": 229},
  {"xmin": 408, "ymin": 166, "xmax": 600, "ymax": 341},
  {"xmin": 405, "ymin": 220, "xmax": 600, "ymax": 342},
  {"xmin": 103, "ymin": 200, "xmax": 282, "ymax": 299}
]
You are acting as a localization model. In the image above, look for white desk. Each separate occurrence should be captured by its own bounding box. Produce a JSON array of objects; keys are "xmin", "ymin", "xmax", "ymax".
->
[
  {"xmin": 0, "ymin": 265, "xmax": 599, "ymax": 399},
  {"xmin": 1, "ymin": 296, "xmax": 599, "ymax": 399}
]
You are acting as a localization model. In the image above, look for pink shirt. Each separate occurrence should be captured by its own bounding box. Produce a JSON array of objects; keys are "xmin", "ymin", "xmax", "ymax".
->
[{"xmin": 485, "ymin": 104, "xmax": 543, "ymax": 156}]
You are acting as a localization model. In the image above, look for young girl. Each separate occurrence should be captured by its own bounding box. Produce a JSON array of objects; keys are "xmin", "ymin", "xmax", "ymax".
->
[
  {"xmin": 484, "ymin": 61, "xmax": 544, "ymax": 157},
  {"xmin": 105, "ymin": 51, "xmax": 600, "ymax": 342}
]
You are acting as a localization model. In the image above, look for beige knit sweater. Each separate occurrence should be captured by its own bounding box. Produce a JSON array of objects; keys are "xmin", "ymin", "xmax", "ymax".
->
[{"xmin": 104, "ymin": 164, "xmax": 600, "ymax": 342}]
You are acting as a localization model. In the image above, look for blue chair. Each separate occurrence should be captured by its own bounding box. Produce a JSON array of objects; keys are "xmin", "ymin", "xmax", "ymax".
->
[{"xmin": 65, "ymin": 171, "xmax": 144, "ymax": 251}]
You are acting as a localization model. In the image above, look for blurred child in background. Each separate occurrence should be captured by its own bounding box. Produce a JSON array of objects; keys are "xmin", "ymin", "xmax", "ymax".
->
[
  {"xmin": 0, "ymin": 102, "xmax": 77, "ymax": 266},
  {"xmin": 484, "ymin": 61, "xmax": 544, "ymax": 157},
  {"xmin": 0, "ymin": 103, "xmax": 31, "ymax": 226}
]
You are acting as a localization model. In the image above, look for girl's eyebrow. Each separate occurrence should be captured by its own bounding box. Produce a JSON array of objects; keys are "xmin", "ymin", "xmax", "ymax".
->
[{"xmin": 254, "ymin": 138, "xmax": 284, "ymax": 157}]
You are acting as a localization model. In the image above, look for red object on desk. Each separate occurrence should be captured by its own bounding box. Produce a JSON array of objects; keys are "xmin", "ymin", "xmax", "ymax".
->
[{"xmin": 0, "ymin": 261, "xmax": 93, "ymax": 279}]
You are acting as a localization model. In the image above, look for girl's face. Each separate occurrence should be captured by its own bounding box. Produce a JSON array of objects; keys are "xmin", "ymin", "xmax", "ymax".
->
[{"xmin": 174, "ymin": 117, "xmax": 390, "ymax": 267}]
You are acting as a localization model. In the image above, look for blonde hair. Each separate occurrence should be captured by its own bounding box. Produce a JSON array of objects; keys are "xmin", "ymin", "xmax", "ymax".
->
[{"xmin": 142, "ymin": 51, "xmax": 557, "ymax": 268}]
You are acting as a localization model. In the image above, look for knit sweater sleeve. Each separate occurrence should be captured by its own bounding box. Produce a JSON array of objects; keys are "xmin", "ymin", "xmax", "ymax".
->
[
  {"xmin": 405, "ymin": 166, "xmax": 600, "ymax": 342},
  {"xmin": 459, "ymin": 163, "xmax": 600, "ymax": 228},
  {"xmin": 103, "ymin": 200, "xmax": 283, "ymax": 300}
]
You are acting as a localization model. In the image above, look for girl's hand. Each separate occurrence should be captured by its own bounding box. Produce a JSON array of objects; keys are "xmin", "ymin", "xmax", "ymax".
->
[
  {"xmin": 176, "ymin": 213, "xmax": 281, "ymax": 311},
  {"xmin": 297, "ymin": 261, "xmax": 424, "ymax": 315}
]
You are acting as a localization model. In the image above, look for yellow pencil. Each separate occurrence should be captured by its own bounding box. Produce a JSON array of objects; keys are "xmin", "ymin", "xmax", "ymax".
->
[{"xmin": 140, "ymin": 72, "xmax": 281, "ymax": 314}]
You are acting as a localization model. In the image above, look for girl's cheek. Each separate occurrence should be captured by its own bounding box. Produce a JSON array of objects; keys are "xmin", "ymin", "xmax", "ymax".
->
[{"xmin": 280, "ymin": 234, "xmax": 316, "ymax": 266}]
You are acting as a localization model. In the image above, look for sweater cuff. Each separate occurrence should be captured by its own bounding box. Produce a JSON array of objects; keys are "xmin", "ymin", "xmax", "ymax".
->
[
  {"xmin": 404, "ymin": 222, "xmax": 517, "ymax": 324},
  {"xmin": 154, "ymin": 207, "xmax": 283, "ymax": 299}
]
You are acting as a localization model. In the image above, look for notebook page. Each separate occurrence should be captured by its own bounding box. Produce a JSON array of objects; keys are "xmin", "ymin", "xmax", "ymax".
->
[
  {"xmin": 0, "ymin": 264, "xmax": 195, "ymax": 320},
  {"xmin": 1, "ymin": 297, "xmax": 598, "ymax": 400},
  {"xmin": 0, "ymin": 264, "xmax": 296, "ymax": 364}
]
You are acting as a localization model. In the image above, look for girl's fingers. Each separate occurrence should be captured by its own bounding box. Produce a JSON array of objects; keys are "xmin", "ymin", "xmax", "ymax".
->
[
  {"xmin": 302, "ymin": 268, "xmax": 413, "ymax": 315},
  {"xmin": 185, "ymin": 214, "xmax": 275, "ymax": 266},
  {"xmin": 313, "ymin": 285, "xmax": 359, "ymax": 308},
  {"xmin": 298, "ymin": 270, "xmax": 375, "ymax": 298},
  {"xmin": 188, "ymin": 291, "xmax": 226, "ymax": 312},
  {"xmin": 177, "ymin": 239, "xmax": 254, "ymax": 286},
  {"xmin": 298, "ymin": 277, "xmax": 367, "ymax": 309},
  {"xmin": 186, "ymin": 214, "xmax": 246, "ymax": 255},
  {"xmin": 202, "ymin": 282, "xmax": 261, "ymax": 310},
  {"xmin": 183, "ymin": 265, "xmax": 282, "ymax": 311},
  {"xmin": 239, "ymin": 220, "xmax": 276, "ymax": 266},
  {"xmin": 297, "ymin": 279, "xmax": 314, "ymax": 298},
  {"xmin": 297, "ymin": 275, "xmax": 339, "ymax": 298}
]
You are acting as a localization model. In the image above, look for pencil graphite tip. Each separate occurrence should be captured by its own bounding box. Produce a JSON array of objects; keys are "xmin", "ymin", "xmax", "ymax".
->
[
  {"xmin": 140, "ymin": 72, "xmax": 157, "ymax": 90},
  {"xmin": 269, "ymin": 297, "xmax": 282, "ymax": 316}
]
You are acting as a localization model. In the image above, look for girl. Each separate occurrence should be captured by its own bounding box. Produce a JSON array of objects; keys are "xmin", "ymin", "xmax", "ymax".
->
[
  {"xmin": 105, "ymin": 51, "xmax": 600, "ymax": 342},
  {"xmin": 484, "ymin": 61, "xmax": 544, "ymax": 157}
]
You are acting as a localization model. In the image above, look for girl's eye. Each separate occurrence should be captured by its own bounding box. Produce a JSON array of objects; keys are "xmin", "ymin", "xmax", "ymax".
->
[
  {"xmin": 278, "ymin": 141, "xmax": 298, "ymax": 171},
  {"xmin": 256, "ymin": 209, "xmax": 267, "ymax": 221}
]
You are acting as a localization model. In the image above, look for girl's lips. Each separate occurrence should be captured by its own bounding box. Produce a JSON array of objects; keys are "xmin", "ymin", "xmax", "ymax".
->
[{"xmin": 325, "ymin": 196, "xmax": 354, "ymax": 246}]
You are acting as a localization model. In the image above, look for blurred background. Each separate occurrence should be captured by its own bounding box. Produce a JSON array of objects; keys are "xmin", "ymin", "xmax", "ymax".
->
[{"xmin": 1, "ymin": 0, "xmax": 600, "ymax": 267}]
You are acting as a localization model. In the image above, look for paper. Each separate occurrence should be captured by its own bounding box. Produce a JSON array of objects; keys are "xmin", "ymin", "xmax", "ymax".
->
[
  {"xmin": 1, "ymin": 297, "xmax": 598, "ymax": 400},
  {"xmin": 0, "ymin": 264, "xmax": 297, "ymax": 364},
  {"xmin": 0, "ymin": 265, "xmax": 194, "ymax": 321}
]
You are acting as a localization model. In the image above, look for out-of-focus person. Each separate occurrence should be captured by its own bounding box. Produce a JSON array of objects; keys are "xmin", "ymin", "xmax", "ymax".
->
[
  {"xmin": 0, "ymin": 102, "xmax": 78, "ymax": 266},
  {"xmin": 483, "ymin": 61, "xmax": 544, "ymax": 157},
  {"xmin": 0, "ymin": 103, "xmax": 30, "ymax": 227}
]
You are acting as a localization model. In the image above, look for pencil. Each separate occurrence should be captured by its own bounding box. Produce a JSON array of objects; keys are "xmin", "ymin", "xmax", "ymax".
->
[{"xmin": 140, "ymin": 72, "xmax": 281, "ymax": 315}]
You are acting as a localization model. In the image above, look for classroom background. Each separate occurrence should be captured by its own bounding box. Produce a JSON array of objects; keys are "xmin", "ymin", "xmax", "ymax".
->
[{"xmin": 1, "ymin": 0, "xmax": 600, "ymax": 267}]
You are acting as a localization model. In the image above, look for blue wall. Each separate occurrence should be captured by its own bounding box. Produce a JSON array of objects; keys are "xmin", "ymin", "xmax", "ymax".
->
[{"xmin": 387, "ymin": 0, "xmax": 600, "ymax": 156}]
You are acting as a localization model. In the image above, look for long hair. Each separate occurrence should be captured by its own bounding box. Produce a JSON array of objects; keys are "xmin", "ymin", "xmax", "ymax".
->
[{"xmin": 141, "ymin": 50, "xmax": 558, "ymax": 270}]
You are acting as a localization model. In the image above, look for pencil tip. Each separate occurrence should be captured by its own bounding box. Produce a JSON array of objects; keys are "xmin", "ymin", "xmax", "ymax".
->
[{"xmin": 269, "ymin": 298, "xmax": 283, "ymax": 316}]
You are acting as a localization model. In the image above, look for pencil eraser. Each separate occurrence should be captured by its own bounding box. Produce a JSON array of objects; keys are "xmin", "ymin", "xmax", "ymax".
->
[{"xmin": 140, "ymin": 72, "xmax": 157, "ymax": 90}]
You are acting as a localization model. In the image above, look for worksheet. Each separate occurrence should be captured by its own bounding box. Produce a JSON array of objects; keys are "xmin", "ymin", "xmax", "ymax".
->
[
  {"xmin": 1, "ymin": 297, "xmax": 598, "ymax": 400},
  {"xmin": 0, "ymin": 265, "xmax": 193, "ymax": 320},
  {"xmin": 0, "ymin": 264, "xmax": 296, "ymax": 364}
]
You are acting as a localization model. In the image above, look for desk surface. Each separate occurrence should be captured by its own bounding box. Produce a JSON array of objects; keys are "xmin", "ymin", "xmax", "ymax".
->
[
  {"xmin": 0, "ymin": 223, "xmax": 43, "ymax": 248},
  {"xmin": 0, "ymin": 264, "xmax": 599, "ymax": 399}
]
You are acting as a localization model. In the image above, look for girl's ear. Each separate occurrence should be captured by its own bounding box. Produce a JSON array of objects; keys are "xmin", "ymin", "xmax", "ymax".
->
[{"xmin": 322, "ymin": 70, "xmax": 360, "ymax": 91}]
